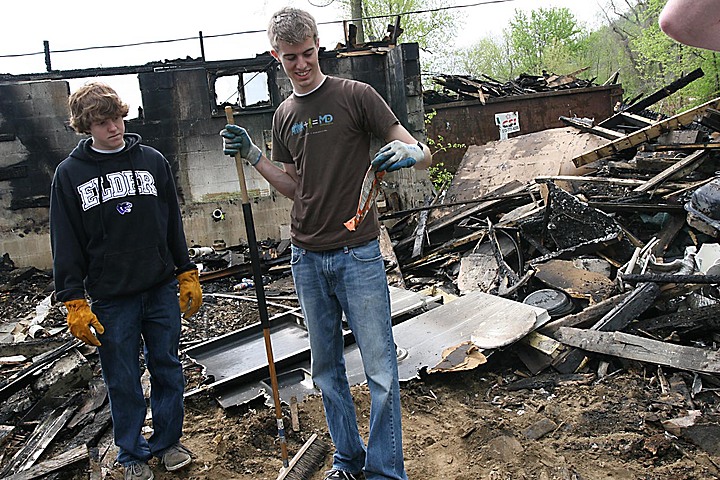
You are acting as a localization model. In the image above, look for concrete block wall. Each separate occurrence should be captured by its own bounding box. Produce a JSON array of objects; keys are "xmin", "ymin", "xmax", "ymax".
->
[
  {"xmin": 0, "ymin": 80, "xmax": 79, "ymax": 269},
  {"xmin": 0, "ymin": 232, "xmax": 52, "ymax": 270},
  {"xmin": 182, "ymin": 195, "xmax": 294, "ymax": 249}
]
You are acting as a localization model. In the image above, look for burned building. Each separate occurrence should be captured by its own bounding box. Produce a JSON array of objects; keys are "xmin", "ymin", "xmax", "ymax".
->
[{"xmin": 0, "ymin": 43, "xmax": 433, "ymax": 268}]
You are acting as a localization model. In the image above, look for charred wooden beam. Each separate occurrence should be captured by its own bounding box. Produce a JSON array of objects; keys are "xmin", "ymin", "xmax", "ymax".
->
[
  {"xmin": 631, "ymin": 303, "xmax": 720, "ymax": 333},
  {"xmin": 555, "ymin": 327, "xmax": 720, "ymax": 374},
  {"xmin": 633, "ymin": 149, "xmax": 708, "ymax": 193},
  {"xmin": 623, "ymin": 68, "xmax": 704, "ymax": 114},
  {"xmin": 651, "ymin": 213, "xmax": 686, "ymax": 256},
  {"xmin": 620, "ymin": 273, "xmax": 720, "ymax": 284},
  {"xmin": 535, "ymin": 175, "xmax": 687, "ymax": 191},
  {"xmin": 0, "ymin": 403, "xmax": 77, "ymax": 477},
  {"xmin": 378, "ymin": 191, "xmax": 530, "ymax": 221},
  {"xmin": 586, "ymin": 202, "xmax": 684, "ymax": 213},
  {"xmin": 549, "ymin": 282, "xmax": 661, "ymax": 373},
  {"xmin": 0, "ymin": 340, "xmax": 82, "ymax": 402},
  {"xmin": 591, "ymin": 282, "xmax": 661, "ymax": 331},
  {"xmin": 1, "ymin": 444, "xmax": 89, "ymax": 480},
  {"xmin": 559, "ymin": 116, "xmax": 625, "ymax": 140},
  {"xmin": 394, "ymin": 180, "xmax": 526, "ymax": 252}
]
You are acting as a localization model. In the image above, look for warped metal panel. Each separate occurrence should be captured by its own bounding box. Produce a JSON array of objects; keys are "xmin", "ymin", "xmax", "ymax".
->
[
  {"xmin": 184, "ymin": 287, "xmax": 437, "ymax": 405},
  {"xmin": 208, "ymin": 291, "xmax": 551, "ymax": 409}
]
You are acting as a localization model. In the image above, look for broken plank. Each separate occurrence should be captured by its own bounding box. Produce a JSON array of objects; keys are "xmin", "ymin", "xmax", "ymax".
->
[
  {"xmin": 412, "ymin": 209, "xmax": 429, "ymax": 259},
  {"xmin": 67, "ymin": 377, "xmax": 107, "ymax": 429},
  {"xmin": 2, "ymin": 445, "xmax": 89, "ymax": 480},
  {"xmin": 555, "ymin": 327, "xmax": 720, "ymax": 374},
  {"xmin": 534, "ymin": 175, "xmax": 687, "ymax": 190},
  {"xmin": 0, "ymin": 404, "xmax": 77, "ymax": 476},
  {"xmin": 586, "ymin": 202, "xmax": 684, "ymax": 213},
  {"xmin": 633, "ymin": 149, "xmax": 708, "ymax": 193},
  {"xmin": 379, "ymin": 225, "xmax": 406, "ymax": 288},
  {"xmin": 573, "ymin": 96, "xmax": 720, "ymax": 167},
  {"xmin": 620, "ymin": 273, "xmax": 720, "ymax": 284},
  {"xmin": 0, "ymin": 339, "xmax": 82, "ymax": 402},
  {"xmin": 549, "ymin": 283, "xmax": 660, "ymax": 373},
  {"xmin": 397, "ymin": 180, "xmax": 526, "ymax": 251},
  {"xmin": 403, "ymin": 229, "xmax": 485, "ymax": 270},
  {"xmin": 521, "ymin": 331, "xmax": 562, "ymax": 356},
  {"xmin": 632, "ymin": 303, "xmax": 720, "ymax": 332},
  {"xmin": 651, "ymin": 213, "xmax": 686, "ymax": 256},
  {"xmin": 0, "ymin": 424, "xmax": 14, "ymax": 449},
  {"xmin": 559, "ymin": 116, "xmax": 625, "ymax": 140},
  {"xmin": 642, "ymin": 143, "xmax": 720, "ymax": 152},
  {"xmin": 591, "ymin": 282, "xmax": 660, "ymax": 331}
]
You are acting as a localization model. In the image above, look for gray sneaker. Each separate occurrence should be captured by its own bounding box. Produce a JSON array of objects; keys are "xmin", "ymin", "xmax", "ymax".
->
[
  {"xmin": 161, "ymin": 443, "xmax": 192, "ymax": 471},
  {"xmin": 124, "ymin": 462, "xmax": 153, "ymax": 480}
]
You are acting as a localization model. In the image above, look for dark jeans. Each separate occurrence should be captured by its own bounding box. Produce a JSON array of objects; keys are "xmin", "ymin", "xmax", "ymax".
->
[{"xmin": 92, "ymin": 279, "xmax": 185, "ymax": 466}]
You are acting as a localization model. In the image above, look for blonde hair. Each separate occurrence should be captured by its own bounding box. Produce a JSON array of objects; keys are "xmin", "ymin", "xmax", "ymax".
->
[
  {"xmin": 267, "ymin": 7, "xmax": 319, "ymax": 51},
  {"xmin": 68, "ymin": 82, "xmax": 129, "ymax": 134}
]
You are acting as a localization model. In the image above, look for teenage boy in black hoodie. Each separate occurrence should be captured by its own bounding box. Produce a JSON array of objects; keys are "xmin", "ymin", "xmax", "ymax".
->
[{"xmin": 50, "ymin": 82, "xmax": 201, "ymax": 480}]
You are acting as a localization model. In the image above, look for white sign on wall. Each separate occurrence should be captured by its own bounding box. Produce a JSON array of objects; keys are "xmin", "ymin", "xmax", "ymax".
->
[{"xmin": 495, "ymin": 111, "xmax": 520, "ymax": 140}]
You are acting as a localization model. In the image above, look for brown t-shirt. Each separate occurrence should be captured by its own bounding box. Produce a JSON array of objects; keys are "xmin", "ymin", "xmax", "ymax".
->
[{"xmin": 272, "ymin": 76, "xmax": 399, "ymax": 251}]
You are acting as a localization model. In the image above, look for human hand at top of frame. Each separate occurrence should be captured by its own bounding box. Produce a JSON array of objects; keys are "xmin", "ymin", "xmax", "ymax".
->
[
  {"xmin": 371, "ymin": 140, "xmax": 425, "ymax": 172},
  {"xmin": 220, "ymin": 124, "xmax": 262, "ymax": 166}
]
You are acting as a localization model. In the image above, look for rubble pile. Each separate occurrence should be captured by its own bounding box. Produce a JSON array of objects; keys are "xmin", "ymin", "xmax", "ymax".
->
[{"xmin": 425, "ymin": 70, "xmax": 598, "ymax": 105}]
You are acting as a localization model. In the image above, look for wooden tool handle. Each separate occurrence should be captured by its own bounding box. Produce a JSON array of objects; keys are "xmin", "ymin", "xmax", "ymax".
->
[{"xmin": 224, "ymin": 106, "xmax": 250, "ymax": 203}]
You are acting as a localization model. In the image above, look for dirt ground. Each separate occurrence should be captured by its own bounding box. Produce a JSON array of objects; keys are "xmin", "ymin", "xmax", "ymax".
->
[{"xmin": 2, "ymin": 268, "xmax": 720, "ymax": 480}]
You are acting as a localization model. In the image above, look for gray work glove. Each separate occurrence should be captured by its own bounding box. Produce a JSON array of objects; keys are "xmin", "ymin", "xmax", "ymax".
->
[
  {"xmin": 371, "ymin": 140, "xmax": 425, "ymax": 172},
  {"xmin": 220, "ymin": 124, "xmax": 262, "ymax": 165}
]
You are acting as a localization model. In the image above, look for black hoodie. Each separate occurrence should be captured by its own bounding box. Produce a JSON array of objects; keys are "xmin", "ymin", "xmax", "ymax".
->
[{"xmin": 50, "ymin": 133, "xmax": 194, "ymax": 302}]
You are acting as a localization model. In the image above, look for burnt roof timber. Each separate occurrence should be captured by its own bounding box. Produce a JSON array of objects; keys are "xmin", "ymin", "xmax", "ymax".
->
[{"xmin": 0, "ymin": 55, "xmax": 277, "ymax": 83}]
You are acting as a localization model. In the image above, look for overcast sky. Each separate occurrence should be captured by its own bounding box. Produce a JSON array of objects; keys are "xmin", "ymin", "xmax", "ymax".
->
[
  {"xmin": 0, "ymin": 0, "xmax": 610, "ymax": 115},
  {"xmin": 0, "ymin": 0, "xmax": 609, "ymax": 73}
]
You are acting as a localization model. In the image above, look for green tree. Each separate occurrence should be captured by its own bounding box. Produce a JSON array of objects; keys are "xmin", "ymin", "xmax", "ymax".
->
[
  {"xmin": 457, "ymin": 36, "xmax": 515, "ymax": 81},
  {"xmin": 452, "ymin": 0, "xmax": 720, "ymax": 114},
  {"xmin": 458, "ymin": 7, "xmax": 589, "ymax": 81},
  {"xmin": 508, "ymin": 7, "xmax": 586, "ymax": 75}
]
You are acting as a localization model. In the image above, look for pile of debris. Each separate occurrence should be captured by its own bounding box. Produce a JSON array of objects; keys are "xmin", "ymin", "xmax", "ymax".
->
[
  {"xmin": 381, "ymin": 72, "xmax": 720, "ymax": 454},
  {"xmin": 425, "ymin": 68, "xmax": 598, "ymax": 105},
  {"xmin": 4, "ymin": 70, "xmax": 720, "ymax": 478}
]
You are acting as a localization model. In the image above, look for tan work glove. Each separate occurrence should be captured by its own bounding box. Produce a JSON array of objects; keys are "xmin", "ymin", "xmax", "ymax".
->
[
  {"xmin": 64, "ymin": 298, "xmax": 105, "ymax": 346},
  {"xmin": 177, "ymin": 269, "xmax": 202, "ymax": 319}
]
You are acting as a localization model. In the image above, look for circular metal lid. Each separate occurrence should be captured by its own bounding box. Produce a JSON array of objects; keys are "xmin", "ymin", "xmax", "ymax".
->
[{"xmin": 523, "ymin": 288, "xmax": 573, "ymax": 316}]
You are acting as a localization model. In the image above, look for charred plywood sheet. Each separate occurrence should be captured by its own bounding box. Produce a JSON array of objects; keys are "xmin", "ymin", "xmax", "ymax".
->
[
  {"xmin": 534, "ymin": 259, "xmax": 616, "ymax": 304},
  {"xmin": 446, "ymin": 128, "xmax": 608, "ymax": 204}
]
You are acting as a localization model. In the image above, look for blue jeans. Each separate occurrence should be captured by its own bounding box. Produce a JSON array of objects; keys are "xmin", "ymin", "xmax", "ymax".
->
[
  {"xmin": 291, "ymin": 240, "xmax": 407, "ymax": 480},
  {"xmin": 91, "ymin": 279, "xmax": 185, "ymax": 466}
]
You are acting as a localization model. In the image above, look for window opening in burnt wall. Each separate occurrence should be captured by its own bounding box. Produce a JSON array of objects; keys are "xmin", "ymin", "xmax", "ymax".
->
[{"xmin": 211, "ymin": 70, "xmax": 271, "ymax": 113}]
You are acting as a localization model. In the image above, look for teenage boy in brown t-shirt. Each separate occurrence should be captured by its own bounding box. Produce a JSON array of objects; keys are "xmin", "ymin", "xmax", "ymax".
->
[{"xmin": 220, "ymin": 7, "xmax": 431, "ymax": 480}]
